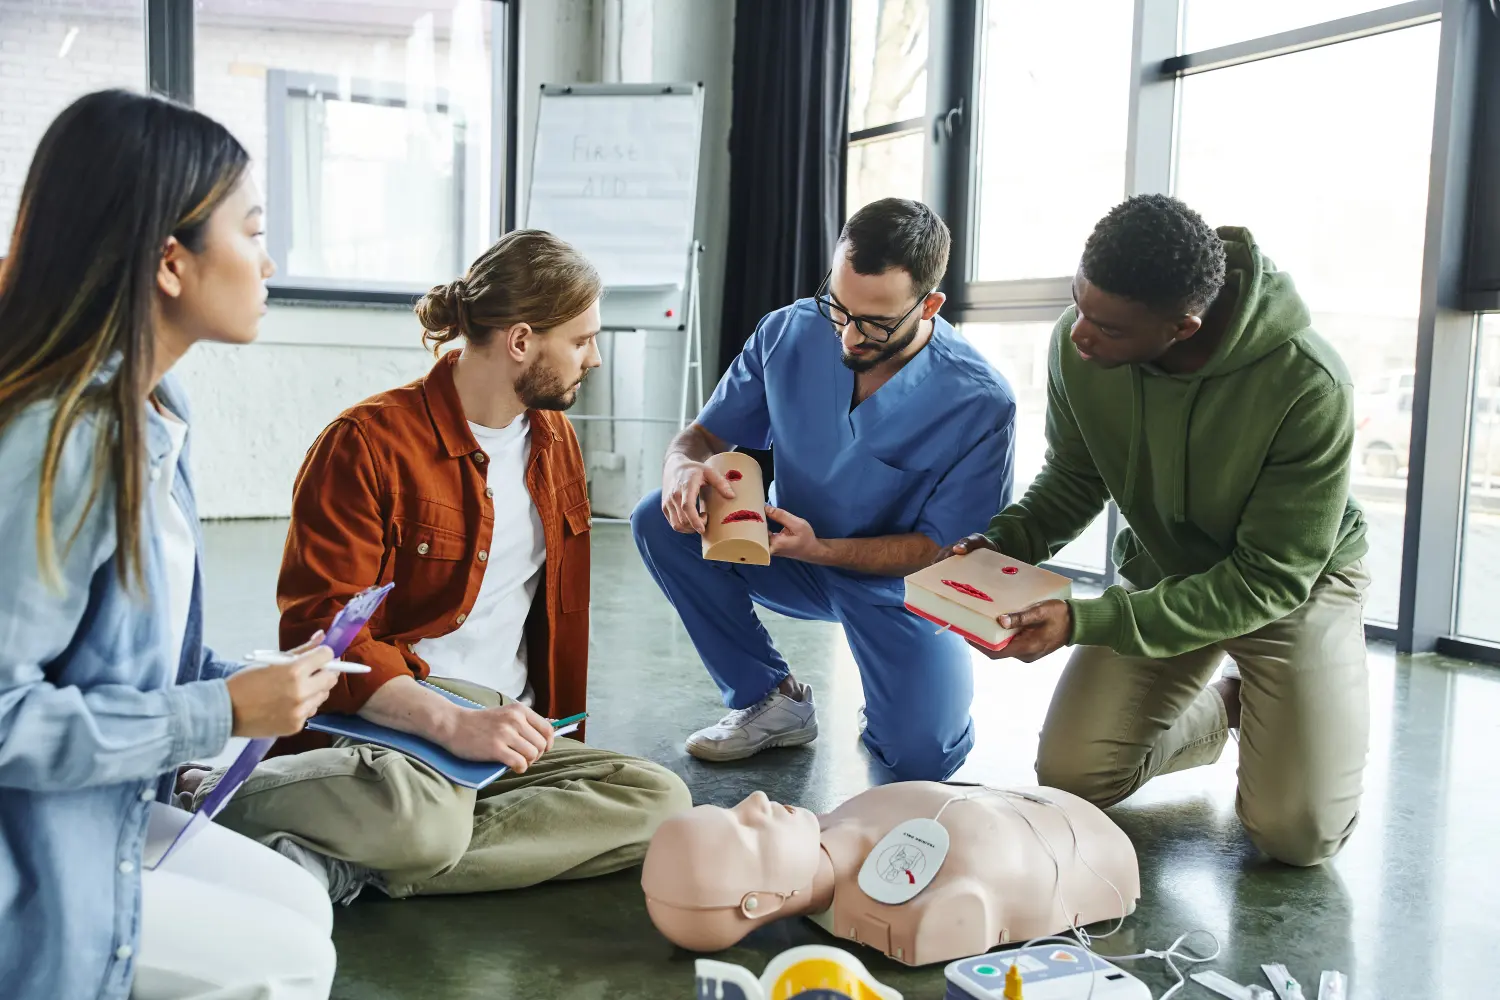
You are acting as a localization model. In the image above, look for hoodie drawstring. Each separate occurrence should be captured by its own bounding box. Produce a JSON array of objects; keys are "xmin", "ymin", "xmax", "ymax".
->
[
  {"xmin": 1173, "ymin": 380, "xmax": 1204, "ymax": 523},
  {"xmin": 1120, "ymin": 367, "xmax": 1143, "ymax": 516},
  {"xmin": 1121, "ymin": 370, "xmax": 1203, "ymax": 524}
]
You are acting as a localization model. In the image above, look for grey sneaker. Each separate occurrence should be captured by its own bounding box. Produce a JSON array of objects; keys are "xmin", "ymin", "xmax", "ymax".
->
[
  {"xmin": 685, "ymin": 683, "xmax": 819, "ymax": 762},
  {"xmin": 271, "ymin": 836, "xmax": 374, "ymax": 906}
]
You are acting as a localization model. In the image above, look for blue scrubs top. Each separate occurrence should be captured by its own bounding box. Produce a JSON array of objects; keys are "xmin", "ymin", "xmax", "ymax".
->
[{"xmin": 698, "ymin": 299, "xmax": 1017, "ymax": 600}]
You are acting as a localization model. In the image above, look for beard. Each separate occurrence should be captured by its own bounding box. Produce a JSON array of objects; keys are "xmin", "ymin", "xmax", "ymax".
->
[
  {"xmin": 840, "ymin": 317, "xmax": 922, "ymax": 373},
  {"xmin": 516, "ymin": 360, "xmax": 585, "ymax": 411}
]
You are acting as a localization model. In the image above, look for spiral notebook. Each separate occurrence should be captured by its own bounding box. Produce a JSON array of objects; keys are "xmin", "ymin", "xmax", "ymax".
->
[{"xmin": 305, "ymin": 681, "xmax": 582, "ymax": 790}]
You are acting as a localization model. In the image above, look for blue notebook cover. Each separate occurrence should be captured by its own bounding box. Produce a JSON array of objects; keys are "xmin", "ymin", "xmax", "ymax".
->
[{"xmin": 306, "ymin": 681, "xmax": 577, "ymax": 790}]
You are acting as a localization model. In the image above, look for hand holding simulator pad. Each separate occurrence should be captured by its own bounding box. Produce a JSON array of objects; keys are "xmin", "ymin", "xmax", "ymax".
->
[
  {"xmin": 702, "ymin": 451, "xmax": 770, "ymax": 566},
  {"xmin": 904, "ymin": 549, "xmax": 1072, "ymax": 650}
]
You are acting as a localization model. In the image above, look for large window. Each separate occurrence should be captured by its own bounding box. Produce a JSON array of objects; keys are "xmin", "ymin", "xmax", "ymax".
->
[
  {"xmin": 1459, "ymin": 314, "xmax": 1500, "ymax": 644},
  {"xmin": 877, "ymin": 2, "xmax": 1492, "ymax": 655},
  {"xmin": 845, "ymin": 0, "xmax": 929, "ymax": 213},
  {"xmin": 1173, "ymin": 23, "xmax": 1442, "ymax": 624},
  {"xmin": 194, "ymin": 0, "xmax": 500, "ymax": 296},
  {"xmin": 971, "ymin": 0, "xmax": 1133, "ymax": 282},
  {"xmin": 847, "ymin": 132, "xmax": 926, "ymax": 215},
  {"xmin": 0, "ymin": 0, "xmax": 146, "ymax": 238}
]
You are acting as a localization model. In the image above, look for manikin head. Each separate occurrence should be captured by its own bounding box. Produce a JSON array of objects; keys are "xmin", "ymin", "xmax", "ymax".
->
[
  {"xmin": 641, "ymin": 792, "xmax": 823, "ymax": 951},
  {"xmin": 818, "ymin": 198, "xmax": 949, "ymax": 373},
  {"xmin": 1069, "ymin": 194, "xmax": 1227, "ymax": 370},
  {"xmin": 415, "ymin": 228, "xmax": 603, "ymax": 409}
]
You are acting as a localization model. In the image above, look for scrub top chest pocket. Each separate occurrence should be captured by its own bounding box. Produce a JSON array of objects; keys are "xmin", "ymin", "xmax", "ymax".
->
[{"xmin": 807, "ymin": 443, "xmax": 931, "ymax": 540}]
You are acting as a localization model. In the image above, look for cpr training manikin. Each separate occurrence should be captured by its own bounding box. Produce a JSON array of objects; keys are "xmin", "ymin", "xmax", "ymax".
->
[{"xmin": 641, "ymin": 781, "xmax": 1141, "ymax": 968}]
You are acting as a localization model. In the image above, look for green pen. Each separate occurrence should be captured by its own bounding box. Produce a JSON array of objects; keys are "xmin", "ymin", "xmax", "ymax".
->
[{"xmin": 550, "ymin": 711, "xmax": 588, "ymax": 728}]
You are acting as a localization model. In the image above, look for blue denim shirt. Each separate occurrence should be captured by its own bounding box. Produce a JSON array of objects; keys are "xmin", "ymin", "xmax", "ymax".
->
[{"xmin": 0, "ymin": 374, "xmax": 239, "ymax": 1000}]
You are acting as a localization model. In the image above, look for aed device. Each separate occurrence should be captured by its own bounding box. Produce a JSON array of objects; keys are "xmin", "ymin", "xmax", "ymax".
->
[{"xmin": 945, "ymin": 945, "xmax": 1151, "ymax": 1000}]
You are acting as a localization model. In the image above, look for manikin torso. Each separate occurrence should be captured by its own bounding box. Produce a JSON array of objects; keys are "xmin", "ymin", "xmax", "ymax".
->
[
  {"xmin": 808, "ymin": 782, "xmax": 1139, "ymax": 966},
  {"xmin": 641, "ymin": 782, "xmax": 1141, "ymax": 969}
]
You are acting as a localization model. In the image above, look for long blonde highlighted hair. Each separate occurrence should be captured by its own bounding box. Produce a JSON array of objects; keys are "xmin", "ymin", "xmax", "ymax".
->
[{"xmin": 0, "ymin": 90, "xmax": 249, "ymax": 589}]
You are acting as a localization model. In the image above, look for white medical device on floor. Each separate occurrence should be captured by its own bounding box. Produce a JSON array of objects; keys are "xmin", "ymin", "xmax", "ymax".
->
[{"xmin": 944, "ymin": 945, "xmax": 1151, "ymax": 999}]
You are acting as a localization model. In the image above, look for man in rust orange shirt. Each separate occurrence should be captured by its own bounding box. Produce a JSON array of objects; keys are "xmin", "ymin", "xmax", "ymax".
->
[{"xmin": 182, "ymin": 231, "xmax": 689, "ymax": 903}]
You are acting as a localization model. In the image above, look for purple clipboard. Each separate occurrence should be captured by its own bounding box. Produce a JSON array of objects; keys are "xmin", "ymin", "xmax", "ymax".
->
[
  {"xmin": 320, "ymin": 582, "xmax": 395, "ymax": 659},
  {"xmin": 145, "ymin": 583, "xmax": 394, "ymax": 870}
]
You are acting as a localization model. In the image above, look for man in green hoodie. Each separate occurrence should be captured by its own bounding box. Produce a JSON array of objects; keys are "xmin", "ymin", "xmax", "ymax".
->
[{"xmin": 945, "ymin": 194, "xmax": 1369, "ymax": 866}]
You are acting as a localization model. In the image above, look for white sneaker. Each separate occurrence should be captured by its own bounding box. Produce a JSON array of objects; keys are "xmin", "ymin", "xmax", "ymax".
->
[{"xmin": 685, "ymin": 683, "xmax": 819, "ymax": 762}]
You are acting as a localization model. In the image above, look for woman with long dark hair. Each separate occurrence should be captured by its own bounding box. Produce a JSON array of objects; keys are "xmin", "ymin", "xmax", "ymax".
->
[{"xmin": 0, "ymin": 91, "xmax": 338, "ymax": 999}]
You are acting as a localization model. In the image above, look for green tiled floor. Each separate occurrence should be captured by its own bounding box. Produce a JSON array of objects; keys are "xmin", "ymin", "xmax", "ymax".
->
[{"xmin": 202, "ymin": 520, "xmax": 1499, "ymax": 999}]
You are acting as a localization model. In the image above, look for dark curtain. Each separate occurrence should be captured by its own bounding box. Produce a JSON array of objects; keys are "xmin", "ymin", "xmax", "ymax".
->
[
  {"xmin": 719, "ymin": 0, "xmax": 849, "ymax": 374},
  {"xmin": 1464, "ymin": 7, "xmax": 1500, "ymax": 304},
  {"xmin": 718, "ymin": 0, "xmax": 850, "ymax": 480}
]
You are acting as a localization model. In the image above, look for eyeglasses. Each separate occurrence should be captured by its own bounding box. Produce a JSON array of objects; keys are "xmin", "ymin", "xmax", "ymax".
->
[{"xmin": 813, "ymin": 270, "xmax": 928, "ymax": 344}]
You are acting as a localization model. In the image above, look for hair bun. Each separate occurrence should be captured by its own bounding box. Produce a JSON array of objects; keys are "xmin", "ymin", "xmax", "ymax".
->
[
  {"xmin": 417, "ymin": 230, "xmax": 601, "ymax": 354},
  {"xmin": 417, "ymin": 280, "xmax": 468, "ymax": 350},
  {"xmin": 417, "ymin": 280, "xmax": 456, "ymax": 334}
]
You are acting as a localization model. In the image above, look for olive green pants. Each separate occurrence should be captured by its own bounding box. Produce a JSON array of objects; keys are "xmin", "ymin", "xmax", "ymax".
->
[
  {"xmin": 193, "ymin": 678, "xmax": 692, "ymax": 896},
  {"xmin": 1036, "ymin": 562, "xmax": 1370, "ymax": 866}
]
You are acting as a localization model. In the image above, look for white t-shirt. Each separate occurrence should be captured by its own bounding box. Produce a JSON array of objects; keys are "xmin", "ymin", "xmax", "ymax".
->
[
  {"xmin": 411, "ymin": 414, "xmax": 546, "ymax": 702},
  {"xmin": 153, "ymin": 408, "xmax": 196, "ymax": 675}
]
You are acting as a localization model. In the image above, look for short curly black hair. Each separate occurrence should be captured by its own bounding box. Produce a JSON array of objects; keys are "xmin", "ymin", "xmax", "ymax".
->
[{"xmin": 1080, "ymin": 194, "xmax": 1226, "ymax": 314}]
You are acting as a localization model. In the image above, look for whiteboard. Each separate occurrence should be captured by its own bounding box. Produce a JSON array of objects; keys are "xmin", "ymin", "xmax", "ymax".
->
[{"xmin": 526, "ymin": 84, "xmax": 703, "ymax": 317}]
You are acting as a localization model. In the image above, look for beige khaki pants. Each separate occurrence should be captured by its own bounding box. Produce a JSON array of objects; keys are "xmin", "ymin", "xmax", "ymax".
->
[
  {"xmin": 194, "ymin": 679, "xmax": 691, "ymax": 897},
  {"xmin": 1036, "ymin": 562, "xmax": 1370, "ymax": 866}
]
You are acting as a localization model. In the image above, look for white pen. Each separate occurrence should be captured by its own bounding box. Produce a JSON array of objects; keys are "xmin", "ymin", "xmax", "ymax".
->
[{"xmin": 243, "ymin": 650, "xmax": 372, "ymax": 674}]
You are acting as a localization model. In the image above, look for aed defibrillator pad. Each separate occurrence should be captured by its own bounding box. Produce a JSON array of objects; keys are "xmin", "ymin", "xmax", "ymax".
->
[{"xmin": 856, "ymin": 818, "xmax": 950, "ymax": 905}]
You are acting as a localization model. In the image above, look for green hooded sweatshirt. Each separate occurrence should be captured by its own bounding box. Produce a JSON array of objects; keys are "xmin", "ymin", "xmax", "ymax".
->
[{"xmin": 984, "ymin": 227, "xmax": 1368, "ymax": 658}]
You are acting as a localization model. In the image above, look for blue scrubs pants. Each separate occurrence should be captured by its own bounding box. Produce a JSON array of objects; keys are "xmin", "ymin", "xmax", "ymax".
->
[{"xmin": 631, "ymin": 491, "xmax": 974, "ymax": 781}]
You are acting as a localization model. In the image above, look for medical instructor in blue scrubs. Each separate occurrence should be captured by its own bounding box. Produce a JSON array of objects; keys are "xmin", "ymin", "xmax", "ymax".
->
[{"xmin": 632, "ymin": 198, "xmax": 1016, "ymax": 781}]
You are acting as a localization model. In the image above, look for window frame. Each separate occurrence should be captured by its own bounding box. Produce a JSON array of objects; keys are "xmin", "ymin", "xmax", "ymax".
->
[
  {"xmin": 845, "ymin": 0, "xmax": 935, "ymax": 209},
  {"xmin": 912, "ymin": 0, "xmax": 1497, "ymax": 650},
  {"xmin": 1451, "ymin": 310, "xmax": 1500, "ymax": 663},
  {"xmin": 265, "ymin": 69, "xmax": 471, "ymax": 301},
  {"xmin": 143, "ymin": 0, "xmax": 519, "ymax": 307}
]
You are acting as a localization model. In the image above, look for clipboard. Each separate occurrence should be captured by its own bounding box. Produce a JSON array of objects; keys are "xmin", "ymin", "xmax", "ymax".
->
[{"xmin": 145, "ymin": 583, "xmax": 395, "ymax": 870}]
